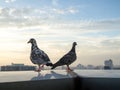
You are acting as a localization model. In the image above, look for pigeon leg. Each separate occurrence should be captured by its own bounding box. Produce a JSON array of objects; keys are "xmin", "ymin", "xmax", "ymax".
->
[
  {"xmin": 40, "ymin": 64, "xmax": 45, "ymax": 70},
  {"xmin": 35, "ymin": 69, "xmax": 41, "ymax": 72},
  {"xmin": 38, "ymin": 65, "xmax": 42, "ymax": 71},
  {"xmin": 67, "ymin": 65, "xmax": 73, "ymax": 71},
  {"xmin": 35, "ymin": 65, "xmax": 41, "ymax": 72},
  {"xmin": 38, "ymin": 64, "xmax": 45, "ymax": 71},
  {"xmin": 41, "ymin": 64, "xmax": 45, "ymax": 68},
  {"xmin": 34, "ymin": 64, "xmax": 45, "ymax": 72}
]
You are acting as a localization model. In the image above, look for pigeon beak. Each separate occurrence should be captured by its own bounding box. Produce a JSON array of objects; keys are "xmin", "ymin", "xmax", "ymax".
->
[{"xmin": 27, "ymin": 40, "xmax": 31, "ymax": 44}]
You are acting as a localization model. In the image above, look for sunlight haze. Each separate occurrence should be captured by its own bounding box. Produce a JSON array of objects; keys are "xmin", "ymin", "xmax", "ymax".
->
[{"xmin": 0, "ymin": 0, "xmax": 120, "ymax": 66}]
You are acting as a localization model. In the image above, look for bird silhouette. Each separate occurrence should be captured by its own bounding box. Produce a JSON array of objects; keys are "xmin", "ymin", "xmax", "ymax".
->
[
  {"xmin": 28, "ymin": 38, "xmax": 53, "ymax": 72},
  {"xmin": 51, "ymin": 42, "xmax": 77, "ymax": 71}
]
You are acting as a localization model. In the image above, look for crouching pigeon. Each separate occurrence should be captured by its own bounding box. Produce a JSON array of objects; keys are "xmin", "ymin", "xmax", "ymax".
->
[
  {"xmin": 51, "ymin": 42, "xmax": 77, "ymax": 71},
  {"xmin": 28, "ymin": 38, "xmax": 53, "ymax": 72}
]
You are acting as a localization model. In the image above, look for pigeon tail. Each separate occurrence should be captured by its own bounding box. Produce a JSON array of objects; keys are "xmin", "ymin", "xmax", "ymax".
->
[
  {"xmin": 46, "ymin": 63, "xmax": 53, "ymax": 67},
  {"xmin": 51, "ymin": 64, "xmax": 57, "ymax": 69}
]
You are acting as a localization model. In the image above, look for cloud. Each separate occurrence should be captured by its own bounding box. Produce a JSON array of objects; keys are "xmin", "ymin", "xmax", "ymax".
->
[
  {"xmin": 47, "ymin": 19, "xmax": 120, "ymax": 36},
  {"xmin": 0, "ymin": 6, "xmax": 80, "ymax": 28},
  {"xmin": 79, "ymin": 19, "xmax": 120, "ymax": 32},
  {"xmin": 0, "ymin": 7, "xmax": 47, "ymax": 28},
  {"xmin": 52, "ymin": 8, "xmax": 65, "ymax": 14},
  {"xmin": 101, "ymin": 39, "xmax": 120, "ymax": 48},
  {"xmin": 0, "ymin": 7, "xmax": 120, "ymax": 45},
  {"xmin": 52, "ymin": 7, "xmax": 79, "ymax": 14},
  {"xmin": 1, "ymin": 7, "xmax": 120, "ymax": 45},
  {"xmin": 5, "ymin": 0, "xmax": 16, "ymax": 3},
  {"xmin": 67, "ymin": 7, "xmax": 79, "ymax": 14}
]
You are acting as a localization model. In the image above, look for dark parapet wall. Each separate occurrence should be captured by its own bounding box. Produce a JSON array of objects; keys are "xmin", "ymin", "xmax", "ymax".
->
[
  {"xmin": 0, "ymin": 78, "xmax": 75, "ymax": 90},
  {"xmin": 77, "ymin": 77, "xmax": 120, "ymax": 90}
]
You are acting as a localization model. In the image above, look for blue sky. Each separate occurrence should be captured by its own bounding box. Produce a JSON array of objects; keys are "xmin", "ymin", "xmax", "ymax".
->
[{"xmin": 0, "ymin": 0, "xmax": 120, "ymax": 66}]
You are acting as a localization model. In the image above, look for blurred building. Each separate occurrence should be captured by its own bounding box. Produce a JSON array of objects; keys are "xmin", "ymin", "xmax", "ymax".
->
[
  {"xmin": 113, "ymin": 65, "xmax": 120, "ymax": 70},
  {"xmin": 76, "ymin": 64, "xmax": 86, "ymax": 69},
  {"xmin": 1, "ymin": 63, "xmax": 36, "ymax": 71},
  {"xmin": 104, "ymin": 59, "xmax": 113, "ymax": 70},
  {"xmin": 86, "ymin": 65, "xmax": 95, "ymax": 69},
  {"xmin": 94, "ymin": 65, "xmax": 104, "ymax": 70}
]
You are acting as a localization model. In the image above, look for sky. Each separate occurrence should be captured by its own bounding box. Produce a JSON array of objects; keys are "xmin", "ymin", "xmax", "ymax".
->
[{"xmin": 0, "ymin": 0, "xmax": 120, "ymax": 66}]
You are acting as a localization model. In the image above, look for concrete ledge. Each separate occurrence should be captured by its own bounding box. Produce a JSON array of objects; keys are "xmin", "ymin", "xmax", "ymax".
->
[
  {"xmin": 0, "ymin": 78, "xmax": 76, "ymax": 90},
  {"xmin": 0, "ymin": 70, "xmax": 120, "ymax": 90},
  {"xmin": 0, "ymin": 70, "xmax": 77, "ymax": 90}
]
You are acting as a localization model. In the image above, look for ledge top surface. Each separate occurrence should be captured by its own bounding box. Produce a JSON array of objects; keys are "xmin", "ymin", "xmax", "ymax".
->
[
  {"xmin": 0, "ymin": 70, "xmax": 77, "ymax": 83},
  {"xmin": 74, "ymin": 70, "xmax": 120, "ymax": 78},
  {"xmin": 0, "ymin": 70, "xmax": 120, "ymax": 83}
]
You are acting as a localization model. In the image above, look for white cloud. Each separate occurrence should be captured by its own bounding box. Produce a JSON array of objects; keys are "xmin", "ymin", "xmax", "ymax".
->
[
  {"xmin": 67, "ymin": 7, "xmax": 79, "ymax": 14},
  {"xmin": 0, "ymin": 7, "xmax": 80, "ymax": 28},
  {"xmin": 52, "ymin": 7, "xmax": 79, "ymax": 14},
  {"xmin": 0, "ymin": 7, "xmax": 120, "ymax": 41},
  {"xmin": 5, "ymin": 0, "xmax": 16, "ymax": 3},
  {"xmin": 101, "ymin": 39, "xmax": 120, "ymax": 48},
  {"xmin": 52, "ymin": 8, "xmax": 65, "ymax": 14},
  {"xmin": 85, "ymin": 19, "xmax": 120, "ymax": 31}
]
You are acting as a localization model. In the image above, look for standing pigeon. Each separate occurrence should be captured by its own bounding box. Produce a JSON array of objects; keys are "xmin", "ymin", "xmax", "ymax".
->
[
  {"xmin": 51, "ymin": 42, "xmax": 77, "ymax": 71},
  {"xmin": 28, "ymin": 38, "xmax": 53, "ymax": 72}
]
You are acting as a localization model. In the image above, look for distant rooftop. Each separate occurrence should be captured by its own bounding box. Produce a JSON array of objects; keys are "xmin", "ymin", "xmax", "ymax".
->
[{"xmin": 0, "ymin": 63, "xmax": 36, "ymax": 71}]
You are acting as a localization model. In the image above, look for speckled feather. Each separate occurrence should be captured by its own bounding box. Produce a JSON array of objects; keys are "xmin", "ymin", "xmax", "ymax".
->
[
  {"xmin": 30, "ymin": 46, "xmax": 51, "ymax": 65},
  {"xmin": 28, "ymin": 38, "xmax": 52, "ymax": 66},
  {"xmin": 51, "ymin": 42, "xmax": 77, "ymax": 69}
]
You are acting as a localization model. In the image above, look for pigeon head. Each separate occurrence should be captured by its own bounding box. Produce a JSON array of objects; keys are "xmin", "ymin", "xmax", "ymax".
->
[
  {"xmin": 73, "ymin": 42, "xmax": 77, "ymax": 46},
  {"xmin": 27, "ymin": 38, "xmax": 36, "ymax": 44}
]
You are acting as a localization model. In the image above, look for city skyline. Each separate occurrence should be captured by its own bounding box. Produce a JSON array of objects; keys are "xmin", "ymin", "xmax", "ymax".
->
[{"xmin": 0, "ymin": 0, "xmax": 120, "ymax": 66}]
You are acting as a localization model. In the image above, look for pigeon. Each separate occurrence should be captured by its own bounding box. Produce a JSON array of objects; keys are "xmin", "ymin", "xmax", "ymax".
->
[
  {"xmin": 28, "ymin": 38, "xmax": 53, "ymax": 72},
  {"xmin": 51, "ymin": 42, "xmax": 77, "ymax": 71}
]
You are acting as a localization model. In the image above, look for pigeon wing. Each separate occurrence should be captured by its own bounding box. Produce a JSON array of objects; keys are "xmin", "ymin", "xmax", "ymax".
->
[
  {"xmin": 40, "ymin": 50, "xmax": 51, "ymax": 62},
  {"xmin": 31, "ymin": 49, "xmax": 50, "ymax": 62},
  {"xmin": 54, "ymin": 52, "xmax": 75, "ymax": 66}
]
